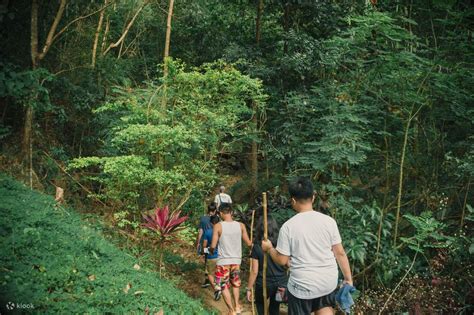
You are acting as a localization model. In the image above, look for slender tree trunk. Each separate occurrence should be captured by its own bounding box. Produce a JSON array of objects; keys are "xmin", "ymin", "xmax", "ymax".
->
[
  {"xmin": 30, "ymin": 0, "xmax": 39, "ymax": 69},
  {"xmin": 159, "ymin": 240, "xmax": 164, "ymax": 278},
  {"xmin": 377, "ymin": 118, "xmax": 390, "ymax": 255},
  {"xmin": 25, "ymin": 0, "xmax": 39, "ymax": 189},
  {"xmin": 251, "ymin": 1, "xmax": 263, "ymax": 199},
  {"xmin": 250, "ymin": 103, "xmax": 258, "ymax": 198},
  {"xmin": 249, "ymin": 210, "xmax": 256, "ymax": 315},
  {"xmin": 393, "ymin": 105, "xmax": 414, "ymax": 246},
  {"xmin": 255, "ymin": 0, "xmax": 264, "ymax": 44},
  {"xmin": 92, "ymin": 0, "xmax": 108, "ymax": 68},
  {"xmin": 101, "ymin": 16, "xmax": 110, "ymax": 53},
  {"xmin": 163, "ymin": 0, "xmax": 174, "ymax": 65},
  {"xmin": 283, "ymin": 2, "xmax": 289, "ymax": 54},
  {"xmin": 460, "ymin": 180, "xmax": 471, "ymax": 229},
  {"xmin": 262, "ymin": 193, "xmax": 268, "ymax": 315},
  {"xmin": 161, "ymin": 0, "xmax": 175, "ymax": 110},
  {"xmin": 26, "ymin": 0, "xmax": 68, "ymax": 188}
]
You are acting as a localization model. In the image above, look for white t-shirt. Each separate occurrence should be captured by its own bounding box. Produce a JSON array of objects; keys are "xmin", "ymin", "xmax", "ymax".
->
[
  {"xmin": 214, "ymin": 193, "xmax": 232, "ymax": 208},
  {"xmin": 276, "ymin": 210, "xmax": 342, "ymax": 299}
]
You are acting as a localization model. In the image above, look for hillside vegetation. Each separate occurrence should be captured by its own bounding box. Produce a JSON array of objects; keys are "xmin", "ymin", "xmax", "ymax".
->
[{"xmin": 0, "ymin": 175, "xmax": 208, "ymax": 314}]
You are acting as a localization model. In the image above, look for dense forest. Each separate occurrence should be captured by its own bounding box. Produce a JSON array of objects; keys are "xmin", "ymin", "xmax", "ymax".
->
[{"xmin": 0, "ymin": 0, "xmax": 473, "ymax": 313}]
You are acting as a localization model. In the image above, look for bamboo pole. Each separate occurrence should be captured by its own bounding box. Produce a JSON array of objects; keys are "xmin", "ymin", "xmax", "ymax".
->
[
  {"xmin": 249, "ymin": 209, "xmax": 256, "ymax": 315},
  {"xmin": 262, "ymin": 192, "xmax": 268, "ymax": 315}
]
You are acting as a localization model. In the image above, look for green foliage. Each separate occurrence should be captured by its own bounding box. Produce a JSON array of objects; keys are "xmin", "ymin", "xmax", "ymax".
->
[
  {"xmin": 400, "ymin": 212, "xmax": 454, "ymax": 253},
  {"xmin": 1, "ymin": 0, "xmax": 473, "ymax": 312},
  {"xmin": 0, "ymin": 175, "xmax": 208, "ymax": 314},
  {"xmin": 0, "ymin": 63, "xmax": 53, "ymax": 111},
  {"xmin": 69, "ymin": 60, "xmax": 266, "ymax": 213}
]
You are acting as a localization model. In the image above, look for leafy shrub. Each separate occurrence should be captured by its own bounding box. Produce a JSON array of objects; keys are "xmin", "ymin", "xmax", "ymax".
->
[
  {"xmin": 0, "ymin": 175, "xmax": 208, "ymax": 314},
  {"xmin": 69, "ymin": 59, "xmax": 267, "ymax": 214}
]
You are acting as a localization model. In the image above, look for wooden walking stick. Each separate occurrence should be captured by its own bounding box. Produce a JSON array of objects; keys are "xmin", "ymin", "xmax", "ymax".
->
[
  {"xmin": 249, "ymin": 209, "xmax": 256, "ymax": 315},
  {"xmin": 262, "ymin": 192, "xmax": 269, "ymax": 315}
]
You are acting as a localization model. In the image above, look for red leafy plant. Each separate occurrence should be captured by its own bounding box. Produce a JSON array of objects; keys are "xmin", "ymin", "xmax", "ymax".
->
[{"xmin": 142, "ymin": 206, "xmax": 188, "ymax": 277}]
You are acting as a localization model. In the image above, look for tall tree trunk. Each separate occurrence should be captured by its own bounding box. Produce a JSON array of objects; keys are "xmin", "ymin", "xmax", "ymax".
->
[
  {"xmin": 250, "ymin": 103, "xmax": 258, "ymax": 197},
  {"xmin": 250, "ymin": 0, "xmax": 263, "ymax": 199},
  {"xmin": 163, "ymin": 0, "xmax": 174, "ymax": 65},
  {"xmin": 161, "ymin": 0, "xmax": 175, "ymax": 110},
  {"xmin": 26, "ymin": 0, "xmax": 68, "ymax": 188},
  {"xmin": 393, "ymin": 105, "xmax": 415, "ymax": 246},
  {"xmin": 255, "ymin": 0, "xmax": 264, "ymax": 44},
  {"xmin": 92, "ymin": 0, "xmax": 108, "ymax": 68},
  {"xmin": 262, "ymin": 193, "xmax": 269, "ymax": 315},
  {"xmin": 30, "ymin": 0, "xmax": 39, "ymax": 69},
  {"xmin": 25, "ymin": 0, "xmax": 39, "ymax": 189},
  {"xmin": 283, "ymin": 2, "xmax": 289, "ymax": 54}
]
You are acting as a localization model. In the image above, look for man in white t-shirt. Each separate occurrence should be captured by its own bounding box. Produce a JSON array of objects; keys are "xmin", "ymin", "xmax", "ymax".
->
[
  {"xmin": 262, "ymin": 177, "xmax": 353, "ymax": 315},
  {"xmin": 214, "ymin": 185, "xmax": 232, "ymax": 209}
]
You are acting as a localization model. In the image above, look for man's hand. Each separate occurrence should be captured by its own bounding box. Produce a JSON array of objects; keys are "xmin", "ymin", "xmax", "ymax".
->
[
  {"xmin": 261, "ymin": 239, "xmax": 272, "ymax": 252},
  {"xmin": 246, "ymin": 289, "xmax": 252, "ymax": 302}
]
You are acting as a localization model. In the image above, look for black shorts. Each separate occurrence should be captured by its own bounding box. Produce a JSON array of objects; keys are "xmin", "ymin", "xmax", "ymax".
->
[{"xmin": 287, "ymin": 289, "xmax": 337, "ymax": 315}]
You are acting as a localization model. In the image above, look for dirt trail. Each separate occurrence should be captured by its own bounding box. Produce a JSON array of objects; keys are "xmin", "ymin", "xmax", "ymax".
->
[
  {"xmin": 199, "ymin": 285, "xmax": 253, "ymax": 315},
  {"xmin": 176, "ymin": 248, "xmax": 288, "ymax": 315},
  {"xmin": 180, "ymin": 256, "xmax": 287, "ymax": 315},
  {"xmin": 177, "ymin": 252, "xmax": 254, "ymax": 314}
]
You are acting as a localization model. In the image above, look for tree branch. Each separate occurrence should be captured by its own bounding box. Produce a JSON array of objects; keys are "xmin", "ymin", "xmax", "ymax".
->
[
  {"xmin": 103, "ymin": 0, "xmax": 149, "ymax": 56},
  {"xmin": 38, "ymin": 0, "xmax": 67, "ymax": 61},
  {"xmin": 52, "ymin": 1, "xmax": 114, "ymax": 44},
  {"xmin": 92, "ymin": 0, "xmax": 108, "ymax": 67}
]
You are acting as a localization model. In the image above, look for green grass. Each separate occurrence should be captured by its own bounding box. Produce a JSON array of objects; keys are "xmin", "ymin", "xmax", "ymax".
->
[{"xmin": 0, "ymin": 175, "xmax": 208, "ymax": 314}]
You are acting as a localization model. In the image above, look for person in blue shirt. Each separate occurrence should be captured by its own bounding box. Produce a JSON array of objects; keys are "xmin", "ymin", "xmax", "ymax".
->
[
  {"xmin": 196, "ymin": 202, "xmax": 218, "ymax": 287},
  {"xmin": 202, "ymin": 214, "xmax": 221, "ymax": 295}
]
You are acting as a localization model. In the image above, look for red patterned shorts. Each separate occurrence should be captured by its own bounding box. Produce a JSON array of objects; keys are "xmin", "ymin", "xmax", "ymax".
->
[{"xmin": 215, "ymin": 264, "xmax": 241, "ymax": 290}]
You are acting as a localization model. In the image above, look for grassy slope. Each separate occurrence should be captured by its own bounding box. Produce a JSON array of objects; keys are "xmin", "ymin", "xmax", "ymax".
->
[{"xmin": 0, "ymin": 175, "xmax": 208, "ymax": 314}]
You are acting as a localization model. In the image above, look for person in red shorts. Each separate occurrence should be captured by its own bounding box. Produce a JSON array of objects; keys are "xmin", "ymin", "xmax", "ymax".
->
[{"xmin": 210, "ymin": 203, "xmax": 252, "ymax": 315}]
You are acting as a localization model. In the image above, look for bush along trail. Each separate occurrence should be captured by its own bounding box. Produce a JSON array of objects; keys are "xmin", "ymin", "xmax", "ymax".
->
[{"xmin": 0, "ymin": 175, "xmax": 208, "ymax": 314}]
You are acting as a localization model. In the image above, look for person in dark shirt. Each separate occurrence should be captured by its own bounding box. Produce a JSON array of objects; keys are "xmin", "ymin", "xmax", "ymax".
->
[{"xmin": 246, "ymin": 215, "xmax": 288, "ymax": 314}]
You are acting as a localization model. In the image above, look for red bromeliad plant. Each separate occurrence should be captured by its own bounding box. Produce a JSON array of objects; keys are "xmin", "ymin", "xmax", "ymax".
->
[{"xmin": 142, "ymin": 206, "xmax": 188, "ymax": 277}]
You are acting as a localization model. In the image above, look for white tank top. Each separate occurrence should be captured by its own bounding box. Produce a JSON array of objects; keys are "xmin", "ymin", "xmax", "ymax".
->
[{"xmin": 217, "ymin": 221, "xmax": 242, "ymax": 265}]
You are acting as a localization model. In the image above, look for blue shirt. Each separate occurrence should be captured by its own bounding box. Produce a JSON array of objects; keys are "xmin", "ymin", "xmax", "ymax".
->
[
  {"xmin": 203, "ymin": 228, "xmax": 218, "ymax": 259},
  {"xmin": 199, "ymin": 216, "xmax": 212, "ymax": 231}
]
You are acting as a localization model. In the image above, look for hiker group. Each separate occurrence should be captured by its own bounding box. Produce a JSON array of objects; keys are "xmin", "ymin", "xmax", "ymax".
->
[{"xmin": 196, "ymin": 179, "xmax": 354, "ymax": 315}]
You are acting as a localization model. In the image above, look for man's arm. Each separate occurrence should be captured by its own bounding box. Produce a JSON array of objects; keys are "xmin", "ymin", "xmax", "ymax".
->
[
  {"xmin": 240, "ymin": 223, "xmax": 252, "ymax": 247},
  {"xmin": 332, "ymin": 243, "xmax": 353, "ymax": 286},
  {"xmin": 261, "ymin": 239, "xmax": 290, "ymax": 266},
  {"xmin": 210, "ymin": 223, "xmax": 221, "ymax": 255},
  {"xmin": 246, "ymin": 258, "xmax": 259, "ymax": 302}
]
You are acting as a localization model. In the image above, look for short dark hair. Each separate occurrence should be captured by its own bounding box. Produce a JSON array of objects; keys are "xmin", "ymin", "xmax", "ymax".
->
[
  {"xmin": 210, "ymin": 215, "xmax": 220, "ymax": 225},
  {"xmin": 208, "ymin": 202, "xmax": 217, "ymax": 213},
  {"xmin": 288, "ymin": 176, "xmax": 314, "ymax": 201},
  {"xmin": 219, "ymin": 202, "xmax": 232, "ymax": 214}
]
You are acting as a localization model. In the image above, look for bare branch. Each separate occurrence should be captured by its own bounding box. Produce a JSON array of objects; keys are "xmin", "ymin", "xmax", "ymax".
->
[
  {"xmin": 103, "ymin": 0, "xmax": 150, "ymax": 56},
  {"xmin": 52, "ymin": 1, "xmax": 114, "ymax": 44},
  {"xmin": 38, "ymin": 0, "xmax": 67, "ymax": 61}
]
